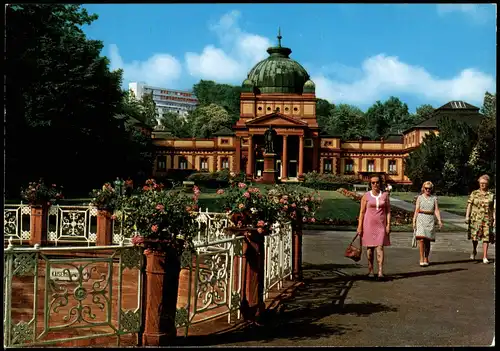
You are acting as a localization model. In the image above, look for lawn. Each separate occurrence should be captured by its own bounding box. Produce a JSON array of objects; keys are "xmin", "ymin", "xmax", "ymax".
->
[{"xmin": 390, "ymin": 192, "xmax": 469, "ymax": 216}]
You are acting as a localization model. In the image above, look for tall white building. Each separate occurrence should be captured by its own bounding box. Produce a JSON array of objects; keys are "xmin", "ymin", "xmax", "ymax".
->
[{"xmin": 128, "ymin": 82, "xmax": 198, "ymax": 122}]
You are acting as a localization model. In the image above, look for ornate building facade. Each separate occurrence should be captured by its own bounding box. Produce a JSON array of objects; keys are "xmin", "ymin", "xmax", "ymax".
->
[{"xmin": 151, "ymin": 35, "xmax": 484, "ymax": 185}]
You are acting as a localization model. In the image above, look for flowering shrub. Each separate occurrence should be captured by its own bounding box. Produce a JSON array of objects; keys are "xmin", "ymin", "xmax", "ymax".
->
[
  {"xmin": 337, "ymin": 188, "xmax": 363, "ymax": 202},
  {"xmin": 216, "ymin": 182, "xmax": 279, "ymax": 234},
  {"xmin": 118, "ymin": 179, "xmax": 200, "ymax": 254},
  {"xmin": 89, "ymin": 182, "xmax": 120, "ymax": 212},
  {"xmin": 20, "ymin": 179, "xmax": 64, "ymax": 206},
  {"xmin": 267, "ymin": 184, "xmax": 323, "ymax": 227}
]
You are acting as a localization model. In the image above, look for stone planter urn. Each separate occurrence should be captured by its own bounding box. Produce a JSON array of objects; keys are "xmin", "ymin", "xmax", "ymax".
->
[
  {"xmin": 29, "ymin": 203, "xmax": 49, "ymax": 245},
  {"xmin": 141, "ymin": 241, "xmax": 182, "ymax": 346},
  {"xmin": 96, "ymin": 209, "xmax": 113, "ymax": 246}
]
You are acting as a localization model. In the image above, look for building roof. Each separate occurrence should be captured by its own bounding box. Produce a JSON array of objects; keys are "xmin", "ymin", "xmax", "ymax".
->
[
  {"xmin": 403, "ymin": 100, "xmax": 483, "ymax": 133},
  {"xmin": 245, "ymin": 29, "xmax": 311, "ymax": 94},
  {"xmin": 385, "ymin": 134, "xmax": 404, "ymax": 143}
]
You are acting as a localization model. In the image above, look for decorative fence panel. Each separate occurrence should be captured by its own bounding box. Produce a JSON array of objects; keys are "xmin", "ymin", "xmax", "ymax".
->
[
  {"xmin": 47, "ymin": 205, "xmax": 98, "ymax": 246},
  {"xmin": 3, "ymin": 243, "xmax": 143, "ymax": 348},
  {"xmin": 175, "ymin": 236, "xmax": 244, "ymax": 337},
  {"xmin": 263, "ymin": 222, "xmax": 293, "ymax": 300},
  {"xmin": 4, "ymin": 204, "xmax": 31, "ymax": 244}
]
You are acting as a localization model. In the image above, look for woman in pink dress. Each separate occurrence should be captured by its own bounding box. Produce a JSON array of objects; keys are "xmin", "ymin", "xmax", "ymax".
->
[{"xmin": 357, "ymin": 175, "xmax": 391, "ymax": 279}]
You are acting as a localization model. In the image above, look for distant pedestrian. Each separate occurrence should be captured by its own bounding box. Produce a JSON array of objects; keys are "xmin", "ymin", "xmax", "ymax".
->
[
  {"xmin": 357, "ymin": 175, "xmax": 391, "ymax": 280},
  {"xmin": 385, "ymin": 183, "xmax": 393, "ymax": 193},
  {"xmin": 114, "ymin": 177, "xmax": 124, "ymax": 196},
  {"xmin": 465, "ymin": 175, "xmax": 495, "ymax": 264},
  {"xmin": 125, "ymin": 176, "xmax": 133, "ymax": 197},
  {"xmin": 412, "ymin": 181, "xmax": 443, "ymax": 267}
]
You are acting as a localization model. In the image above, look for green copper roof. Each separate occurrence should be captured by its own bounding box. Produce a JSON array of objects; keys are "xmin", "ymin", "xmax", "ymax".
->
[{"xmin": 246, "ymin": 29, "xmax": 310, "ymax": 94}]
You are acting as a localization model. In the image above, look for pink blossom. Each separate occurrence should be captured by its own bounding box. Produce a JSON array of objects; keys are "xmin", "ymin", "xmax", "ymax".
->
[
  {"xmin": 291, "ymin": 203, "xmax": 296, "ymax": 208},
  {"xmin": 131, "ymin": 235, "xmax": 144, "ymax": 245},
  {"xmin": 186, "ymin": 206, "xmax": 192, "ymax": 212},
  {"xmin": 309, "ymin": 218, "xmax": 316, "ymax": 223},
  {"xmin": 243, "ymin": 192, "xmax": 250, "ymax": 198},
  {"xmin": 304, "ymin": 206, "xmax": 309, "ymax": 212},
  {"xmin": 282, "ymin": 195, "xmax": 288, "ymax": 200},
  {"xmin": 156, "ymin": 204, "xmax": 165, "ymax": 211},
  {"xmin": 257, "ymin": 220, "xmax": 265, "ymax": 227},
  {"xmin": 283, "ymin": 205, "xmax": 288, "ymax": 210},
  {"xmin": 238, "ymin": 203, "xmax": 245, "ymax": 209},
  {"xmin": 151, "ymin": 225, "xmax": 159, "ymax": 232},
  {"xmin": 238, "ymin": 182, "xmax": 247, "ymax": 188},
  {"xmin": 216, "ymin": 189, "xmax": 225, "ymax": 195},
  {"xmin": 111, "ymin": 215, "xmax": 117, "ymax": 220},
  {"xmin": 257, "ymin": 227, "xmax": 264, "ymax": 234},
  {"xmin": 52, "ymin": 184, "xmax": 57, "ymax": 187}
]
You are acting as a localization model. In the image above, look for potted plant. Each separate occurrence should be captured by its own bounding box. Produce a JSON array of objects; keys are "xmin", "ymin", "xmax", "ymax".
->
[
  {"xmin": 118, "ymin": 179, "xmax": 200, "ymax": 345},
  {"xmin": 20, "ymin": 179, "xmax": 64, "ymax": 245},
  {"xmin": 89, "ymin": 182, "xmax": 120, "ymax": 245}
]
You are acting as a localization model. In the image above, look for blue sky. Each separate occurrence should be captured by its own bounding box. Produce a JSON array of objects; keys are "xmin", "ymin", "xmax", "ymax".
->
[{"xmin": 83, "ymin": 4, "xmax": 496, "ymax": 113}]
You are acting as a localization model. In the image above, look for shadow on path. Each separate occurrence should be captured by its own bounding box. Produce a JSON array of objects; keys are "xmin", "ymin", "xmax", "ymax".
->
[{"xmin": 174, "ymin": 263, "xmax": 394, "ymax": 346}]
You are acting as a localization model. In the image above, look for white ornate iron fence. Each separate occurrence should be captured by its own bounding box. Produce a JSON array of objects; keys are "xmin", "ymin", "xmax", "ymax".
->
[
  {"xmin": 4, "ymin": 204, "xmax": 31, "ymax": 244},
  {"xmin": 3, "ymin": 241, "xmax": 143, "ymax": 348},
  {"xmin": 175, "ymin": 235, "xmax": 244, "ymax": 337},
  {"xmin": 47, "ymin": 205, "xmax": 98, "ymax": 245},
  {"xmin": 263, "ymin": 222, "xmax": 293, "ymax": 300}
]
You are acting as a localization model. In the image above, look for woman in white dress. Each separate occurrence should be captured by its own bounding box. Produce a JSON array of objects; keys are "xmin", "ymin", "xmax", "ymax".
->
[{"xmin": 412, "ymin": 181, "xmax": 443, "ymax": 266}]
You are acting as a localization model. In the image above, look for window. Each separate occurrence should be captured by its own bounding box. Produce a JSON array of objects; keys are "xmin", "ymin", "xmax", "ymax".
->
[
  {"xmin": 285, "ymin": 107, "xmax": 289, "ymax": 111},
  {"xmin": 324, "ymin": 141, "xmax": 333, "ymax": 147},
  {"xmin": 345, "ymin": 160, "xmax": 354, "ymax": 174},
  {"xmin": 221, "ymin": 139, "xmax": 229, "ymax": 145},
  {"xmin": 258, "ymin": 106, "xmax": 263, "ymax": 111},
  {"xmin": 156, "ymin": 156, "xmax": 167, "ymax": 171},
  {"xmin": 221, "ymin": 157, "xmax": 230, "ymax": 169},
  {"xmin": 200, "ymin": 158, "xmax": 209, "ymax": 172},
  {"xmin": 388, "ymin": 160, "xmax": 397, "ymax": 174},
  {"xmin": 367, "ymin": 160, "xmax": 375, "ymax": 172},
  {"xmin": 305, "ymin": 139, "xmax": 313, "ymax": 147},
  {"xmin": 267, "ymin": 107, "xmax": 271, "ymax": 111},
  {"xmin": 323, "ymin": 159, "xmax": 333, "ymax": 174},
  {"xmin": 293, "ymin": 107, "xmax": 298, "ymax": 111},
  {"xmin": 276, "ymin": 107, "xmax": 280, "ymax": 112},
  {"xmin": 179, "ymin": 157, "xmax": 188, "ymax": 170}
]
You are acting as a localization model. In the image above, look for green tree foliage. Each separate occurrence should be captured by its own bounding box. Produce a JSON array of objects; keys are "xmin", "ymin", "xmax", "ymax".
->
[
  {"xmin": 405, "ymin": 117, "xmax": 478, "ymax": 194},
  {"xmin": 315, "ymin": 98, "xmax": 335, "ymax": 130},
  {"xmin": 323, "ymin": 104, "xmax": 367, "ymax": 140},
  {"xmin": 5, "ymin": 4, "xmax": 133, "ymax": 197},
  {"xmin": 413, "ymin": 104, "xmax": 434, "ymax": 125},
  {"xmin": 139, "ymin": 92, "xmax": 159, "ymax": 127},
  {"xmin": 159, "ymin": 112, "xmax": 190, "ymax": 138},
  {"xmin": 193, "ymin": 80, "xmax": 241, "ymax": 124},
  {"xmin": 188, "ymin": 104, "xmax": 232, "ymax": 138},
  {"xmin": 468, "ymin": 92, "xmax": 496, "ymax": 184},
  {"xmin": 364, "ymin": 97, "xmax": 413, "ymax": 138}
]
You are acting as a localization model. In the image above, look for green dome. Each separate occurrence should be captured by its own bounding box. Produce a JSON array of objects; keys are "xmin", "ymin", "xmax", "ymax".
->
[
  {"xmin": 303, "ymin": 79, "xmax": 315, "ymax": 93},
  {"xmin": 245, "ymin": 31, "xmax": 310, "ymax": 94}
]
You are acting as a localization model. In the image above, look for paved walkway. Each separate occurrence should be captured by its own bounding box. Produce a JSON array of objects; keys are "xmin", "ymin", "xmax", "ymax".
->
[{"xmin": 181, "ymin": 229, "xmax": 495, "ymax": 347}]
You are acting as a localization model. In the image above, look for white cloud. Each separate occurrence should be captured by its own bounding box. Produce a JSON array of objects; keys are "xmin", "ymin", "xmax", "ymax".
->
[
  {"xmin": 436, "ymin": 4, "xmax": 495, "ymax": 23},
  {"xmin": 185, "ymin": 10, "xmax": 272, "ymax": 82},
  {"xmin": 108, "ymin": 44, "xmax": 182, "ymax": 87},
  {"xmin": 312, "ymin": 54, "xmax": 495, "ymax": 106}
]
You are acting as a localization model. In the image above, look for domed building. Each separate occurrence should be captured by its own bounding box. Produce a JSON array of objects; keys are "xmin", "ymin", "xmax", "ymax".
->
[{"xmin": 151, "ymin": 31, "xmax": 483, "ymax": 185}]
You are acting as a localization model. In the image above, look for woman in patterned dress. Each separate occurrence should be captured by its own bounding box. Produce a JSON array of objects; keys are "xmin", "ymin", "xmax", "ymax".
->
[
  {"xmin": 465, "ymin": 175, "xmax": 496, "ymax": 264},
  {"xmin": 357, "ymin": 175, "xmax": 391, "ymax": 279},
  {"xmin": 412, "ymin": 181, "xmax": 443, "ymax": 267}
]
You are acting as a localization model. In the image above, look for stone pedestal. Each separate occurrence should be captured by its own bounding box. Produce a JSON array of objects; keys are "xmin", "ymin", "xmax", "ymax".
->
[
  {"xmin": 262, "ymin": 152, "xmax": 277, "ymax": 184},
  {"xmin": 142, "ymin": 248, "xmax": 181, "ymax": 346},
  {"xmin": 96, "ymin": 210, "xmax": 113, "ymax": 246},
  {"xmin": 30, "ymin": 205, "xmax": 49, "ymax": 246}
]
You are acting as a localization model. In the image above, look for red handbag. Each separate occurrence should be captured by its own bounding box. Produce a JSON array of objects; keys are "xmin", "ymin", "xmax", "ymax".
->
[{"xmin": 344, "ymin": 233, "xmax": 362, "ymax": 262}]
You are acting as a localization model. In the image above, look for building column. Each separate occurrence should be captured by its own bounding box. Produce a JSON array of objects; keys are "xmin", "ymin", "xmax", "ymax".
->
[
  {"xmin": 312, "ymin": 137, "xmax": 319, "ymax": 171},
  {"xmin": 235, "ymin": 137, "xmax": 241, "ymax": 173},
  {"xmin": 298, "ymin": 135, "xmax": 304, "ymax": 177},
  {"xmin": 282, "ymin": 135, "xmax": 288, "ymax": 180},
  {"xmin": 246, "ymin": 135, "xmax": 254, "ymax": 178}
]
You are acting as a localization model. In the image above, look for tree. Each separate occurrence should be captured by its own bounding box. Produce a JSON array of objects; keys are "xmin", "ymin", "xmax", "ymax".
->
[
  {"xmin": 139, "ymin": 92, "xmax": 159, "ymax": 127},
  {"xmin": 6, "ymin": 4, "xmax": 125, "ymax": 197},
  {"xmin": 323, "ymin": 104, "xmax": 367, "ymax": 140},
  {"xmin": 364, "ymin": 97, "xmax": 414, "ymax": 138},
  {"xmin": 193, "ymin": 80, "xmax": 241, "ymax": 124},
  {"xmin": 159, "ymin": 112, "xmax": 190, "ymax": 138},
  {"xmin": 413, "ymin": 104, "xmax": 434, "ymax": 125},
  {"xmin": 188, "ymin": 104, "xmax": 232, "ymax": 138},
  {"xmin": 315, "ymin": 98, "xmax": 335, "ymax": 132}
]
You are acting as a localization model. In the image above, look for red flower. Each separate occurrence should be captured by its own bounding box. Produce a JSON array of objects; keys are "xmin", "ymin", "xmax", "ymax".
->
[{"xmin": 151, "ymin": 225, "xmax": 158, "ymax": 232}]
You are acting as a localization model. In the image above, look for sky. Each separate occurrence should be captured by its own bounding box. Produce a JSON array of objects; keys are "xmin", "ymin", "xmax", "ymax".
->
[{"xmin": 83, "ymin": 4, "xmax": 496, "ymax": 113}]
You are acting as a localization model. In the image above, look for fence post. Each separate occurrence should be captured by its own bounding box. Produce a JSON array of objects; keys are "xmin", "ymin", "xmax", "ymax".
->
[
  {"xmin": 292, "ymin": 220, "xmax": 303, "ymax": 281},
  {"xmin": 96, "ymin": 210, "xmax": 113, "ymax": 246},
  {"xmin": 29, "ymin": 204, "xmax": 49, "ymax": 246}
]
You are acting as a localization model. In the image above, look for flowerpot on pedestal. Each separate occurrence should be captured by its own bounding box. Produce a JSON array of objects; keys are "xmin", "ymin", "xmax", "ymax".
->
[
  {"xmin": 96, "ymin": 210, "xmax": 113, "ymax": 246},
  {"xmin": 142, "ymin": 244, "xmax": 181, "ymax": 346},
  {"xmin": 29, "ymin": 204, "xmax": 49, "ymax": 246}
]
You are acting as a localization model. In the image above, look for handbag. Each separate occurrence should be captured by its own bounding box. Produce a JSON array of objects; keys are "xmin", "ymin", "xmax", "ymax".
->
[
  {"xmin": 412, "ymin": 229, "xmax": 417, "ymax": 248},
  {"xmin": 344, "ymin": 233, "xmax": 362, "ymax": 262}
]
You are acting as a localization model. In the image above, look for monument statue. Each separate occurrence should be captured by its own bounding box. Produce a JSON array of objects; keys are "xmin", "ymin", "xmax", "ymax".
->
[{"xmin": 264, "ymin": 125, "xmax": 277, "ymax": 154}]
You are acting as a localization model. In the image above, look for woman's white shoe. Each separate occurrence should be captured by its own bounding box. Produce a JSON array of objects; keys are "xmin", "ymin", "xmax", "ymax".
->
[
  {"xmin": 470, "ymin": 252, "xmax": 477, "ymax": 260},
  {"xmin": 483, "ymin": 258, "xmax": 490, "ymax": 264}
]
